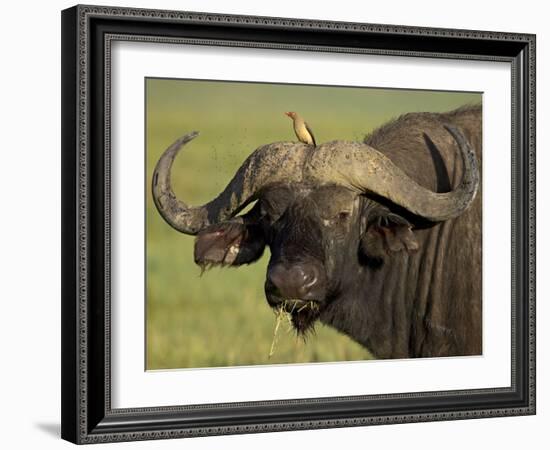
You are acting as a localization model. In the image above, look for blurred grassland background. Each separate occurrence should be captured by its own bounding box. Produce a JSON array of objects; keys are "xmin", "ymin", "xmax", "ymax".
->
[{"xmin": 146, "ymin": 78, "xmax": 481, "ymax": 370}]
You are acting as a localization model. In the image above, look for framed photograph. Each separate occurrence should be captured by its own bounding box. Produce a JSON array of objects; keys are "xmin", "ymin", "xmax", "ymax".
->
[{"xmin": 61, "ymin": 4, "xmax": 536, "ymax": 444}]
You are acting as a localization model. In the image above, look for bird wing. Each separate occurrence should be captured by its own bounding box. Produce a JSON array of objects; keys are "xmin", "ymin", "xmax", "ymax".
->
[{"xmin": 305, "ymin": 121, "xmax": 316, "ymax": 147}]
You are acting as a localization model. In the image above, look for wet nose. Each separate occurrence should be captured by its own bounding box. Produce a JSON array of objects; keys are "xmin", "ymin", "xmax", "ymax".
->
[{"xmin": 267, "ymin": 263, "xmax": 322, "ymax": 300}]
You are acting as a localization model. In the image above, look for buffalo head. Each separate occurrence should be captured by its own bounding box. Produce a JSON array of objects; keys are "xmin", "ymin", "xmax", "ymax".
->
[{"xmin": 152, "ymin": 127, "xmax": 479, "ymax": 335}]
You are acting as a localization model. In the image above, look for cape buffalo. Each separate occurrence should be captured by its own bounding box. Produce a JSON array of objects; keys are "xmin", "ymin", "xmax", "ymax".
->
[{"xmin": 152, "ymin": 105, "xmax": 482, "ymax": 359}]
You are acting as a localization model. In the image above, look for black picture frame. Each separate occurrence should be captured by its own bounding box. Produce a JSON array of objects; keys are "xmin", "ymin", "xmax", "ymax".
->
[{"xmin": 61, "ymin": 4, "xmax": 536, "ymax": 444}]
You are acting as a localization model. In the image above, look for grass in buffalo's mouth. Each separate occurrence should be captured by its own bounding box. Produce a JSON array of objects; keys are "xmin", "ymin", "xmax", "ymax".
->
[
  {"xmin": 268, "ymin": 299, "xmax": 319, "ymax": 358},
  {"xmin": 297, "ymin": 301, "xmax": 319, "ymax": 313}
]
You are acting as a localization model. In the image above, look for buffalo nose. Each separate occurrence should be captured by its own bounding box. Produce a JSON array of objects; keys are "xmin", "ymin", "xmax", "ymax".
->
[{"xmin": 267, "ymin": 263, "xmax": 322, "ymax": 300}]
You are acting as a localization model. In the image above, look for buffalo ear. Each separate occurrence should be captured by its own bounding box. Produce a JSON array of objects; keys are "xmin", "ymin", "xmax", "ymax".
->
[
  {"xmin": 194, "ymin": 220, "xmax": 265, "ymax": 270},
  {"xmin": 360, "ymin": 212, "xmax": 419, "ymax": 262}
]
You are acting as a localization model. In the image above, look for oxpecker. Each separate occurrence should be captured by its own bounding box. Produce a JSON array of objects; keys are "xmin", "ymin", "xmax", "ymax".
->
[{"xmin": 285, "ymin": 111, "xmax": 316, "ymax": 147}]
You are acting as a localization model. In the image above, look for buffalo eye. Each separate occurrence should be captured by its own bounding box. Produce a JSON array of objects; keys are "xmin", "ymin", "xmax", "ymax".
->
[
  {"xmin": 337, "ymin": 211, "xmax": 350, "ymax": 222},
  {"xmin": 259, "ymin": 200, "xmax": 281, "ymax": 224}
]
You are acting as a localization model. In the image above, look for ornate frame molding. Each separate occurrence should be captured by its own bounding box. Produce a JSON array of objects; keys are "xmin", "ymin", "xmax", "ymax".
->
[{"xmin": 61, "ymin": 5, "xmax": 535, "ymax": 444}]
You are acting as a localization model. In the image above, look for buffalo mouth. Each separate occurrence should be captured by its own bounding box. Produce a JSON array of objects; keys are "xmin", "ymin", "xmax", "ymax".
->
[{"xmin": 266, "ymin": 296, "xmax": 322, "ymax": 335}]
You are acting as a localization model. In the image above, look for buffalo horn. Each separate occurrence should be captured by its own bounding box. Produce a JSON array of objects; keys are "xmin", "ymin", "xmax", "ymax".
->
[
  {"xmin": 304, "ymin": 124, "xmax": 479, "ymax": 222},
  {"xmin": 151, "ymin": 132, "xmax": 307, "ymax": 235}
]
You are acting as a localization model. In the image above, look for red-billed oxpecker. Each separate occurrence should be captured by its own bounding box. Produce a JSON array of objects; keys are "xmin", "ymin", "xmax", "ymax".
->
[{"xmin": 285, "ymin": 111, "xmax": 316, "ymax": 147}]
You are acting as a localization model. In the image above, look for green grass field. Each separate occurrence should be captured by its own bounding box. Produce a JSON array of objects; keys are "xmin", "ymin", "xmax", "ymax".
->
[{"xmin": 145, "ymin": 78, "xmax": 481, "ymax": 369}]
